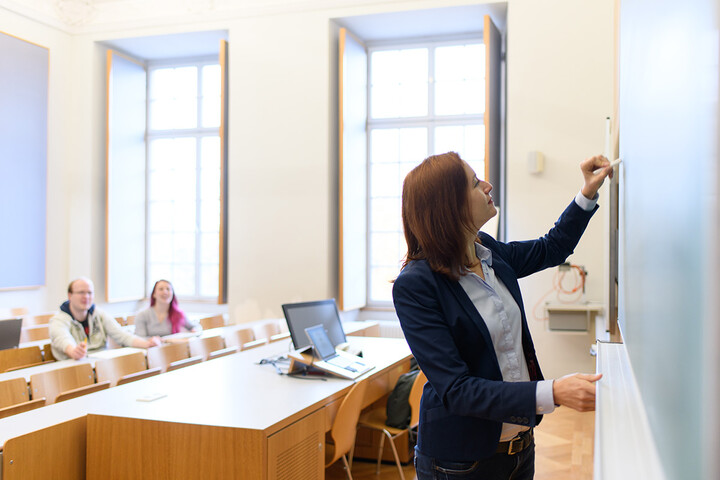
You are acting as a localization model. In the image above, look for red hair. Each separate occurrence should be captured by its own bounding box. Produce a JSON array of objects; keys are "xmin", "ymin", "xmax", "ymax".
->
[
  {"xmin": 150, "ymin": 279, "xmax": 185, "ymax": 334},
  {"xmin": 401, "ymin": 152, "xmax": 479, "ymax": 280}
]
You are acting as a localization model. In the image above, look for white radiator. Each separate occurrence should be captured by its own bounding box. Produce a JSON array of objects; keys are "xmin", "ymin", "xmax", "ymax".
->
[{"xmin": 376, "ymin": 320, "xmax": 405, "ymax": 339}]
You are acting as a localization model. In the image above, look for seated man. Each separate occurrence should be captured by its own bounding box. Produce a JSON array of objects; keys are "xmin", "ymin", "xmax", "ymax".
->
[{"xmin": 49, "ymin": 277, "xmax": 162, "ymax": 360}]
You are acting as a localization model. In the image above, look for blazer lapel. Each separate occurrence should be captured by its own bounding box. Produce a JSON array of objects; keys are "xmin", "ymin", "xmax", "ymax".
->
[{"xmin": 443, "ymin": 275, "xmax": 496, "ymax": 357}]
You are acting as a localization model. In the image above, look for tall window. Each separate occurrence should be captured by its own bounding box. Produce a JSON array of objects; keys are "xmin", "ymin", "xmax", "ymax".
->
[
  {"xmin": 368, "ymin": 39, "xmax": 486, "ymax": 303},
  {"xmin": 146, "ymin": 59, "xmax": 222, "ymax": 299}
]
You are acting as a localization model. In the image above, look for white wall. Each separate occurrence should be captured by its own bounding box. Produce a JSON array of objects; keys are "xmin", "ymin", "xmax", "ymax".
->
[
  {"xmin": 506, "ymin": 0, "xmax": 614, "ymax": 377},
  {"xmin": 0, "ymin": 0, "xmax": 614, "ymax": 375}
]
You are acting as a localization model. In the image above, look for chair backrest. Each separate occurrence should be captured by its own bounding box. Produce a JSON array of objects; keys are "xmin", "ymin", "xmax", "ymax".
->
[
  {"xmin": 95, "ymin": 352, "xmax": 148, "ymax": 387},
  {"xmin": 125, "ymin": 315, "xmax": 136, "ymax": 326},
  {"xmin": 26, "ymin": 313, "xmax": 53, "ymax": 326},
  {"xmin": 30, "ymin": 363, "xmax": 95, "ymax": 404},
  {"xmin": 0, "ymin": 345, "xmax": 43, "ymax": 373},
  {"xmin": 42, "ymin": 343, "xmax": 55, "ymax": 362},
  {"xmin": 146, "ymin": 343, "xmax": 189, "ymax": 373},
  {"xmin": 55, "ymin": 381, "xmax": 111, "ymax": 403},
  {"xmin": 328, "ymin": 380, "xmax": 369, "ymax": 466},
  {"xmin": 116, "ymin": 367, "xmax": 162, "ymax": 386},
  {"xmin": 199, "ymin": 314, "xmax": 225, "ymax": 330},
  {"xmin": 189, "ymin": 336, "xmax": 226, "ymax": 361},
  {"xmin": 20, "ymin": 325, "xmax": 50, "ymax": 343},
  {"xmin": 167, "ymin": 356, "xmax": 203, "ymax": 372},
  {"xmin": 10, "ymin": 307, "xmax": 29, "ymax": 316},
  {"xmin": 114, "ymin": 316, "xmax": 126, "ymax": 326},
  {"xmin": 208, "ymin": 346, "xmax": 239, "ymax": 360},
  {"xmin": 408, "ymin": 370, "xmax": 427, "ymax": 429},
  {"xmin": 253, "ymin": 320, "xmax": 282, "ymax": 341},
  {"xmin": 0, "ymin": 377, "xmax": 31, "ymax": 408},
  {"xmin": 224, "ymin": 327, "xmax": 256, "ymax": 349},
  {"xmin": 0, "ymin": 397, "xmax": 46, "ymax": 419}
]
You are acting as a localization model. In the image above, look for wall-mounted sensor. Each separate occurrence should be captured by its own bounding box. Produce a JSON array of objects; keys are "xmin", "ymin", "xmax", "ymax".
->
[{"xmin": 527, "ymin": 151, "xmax": 544, "ymax": 174}]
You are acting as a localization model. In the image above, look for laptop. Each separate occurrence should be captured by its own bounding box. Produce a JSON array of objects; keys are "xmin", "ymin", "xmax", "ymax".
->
[
  {"xmin": 304, "ymin": 324, "xmax": 373, "ymax": 379},
  {"xmin": 0, "ymin": 317, "xmax": 24, "ymax": 351},
  {"xmin": 282, "ymin": 299, "xmax": 347, "ymax": 350}
]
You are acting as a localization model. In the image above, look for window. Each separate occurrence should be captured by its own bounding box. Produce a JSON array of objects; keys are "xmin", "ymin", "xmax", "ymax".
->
[
  {"xmin": 367, "ymin": 39, "xmax": 486, "ymax": 304},
  {"xmin": 146, "ymin": 60, "xmax": 222, "ymax": 299}
]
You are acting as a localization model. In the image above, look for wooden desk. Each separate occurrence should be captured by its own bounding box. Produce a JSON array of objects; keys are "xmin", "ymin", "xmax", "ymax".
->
[{"xmin": 0, "ymin": 336, "xmax": 410, "ymax": 480}]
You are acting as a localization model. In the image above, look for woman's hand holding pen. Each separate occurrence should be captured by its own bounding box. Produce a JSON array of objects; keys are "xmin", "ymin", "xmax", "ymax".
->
[{"xmin": 580, "ymin": 155, "xmax": 613, "ymax": 199}]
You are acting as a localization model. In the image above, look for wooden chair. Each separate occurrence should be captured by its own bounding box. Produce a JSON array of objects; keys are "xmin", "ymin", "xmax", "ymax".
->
[
  {"xmin": 0, "ymin": 377, "xmax": 32, "ymax": 408},
  {"xmin": 166, "ymin": 355, "xmax": 203, "ymax": 372},
  {"xmin": 10, "ymin": 307, "xmax": 29, "ymax": 316},
  {"xmin": 4, "ymin": 360, "xmax": 54, "ymax": 372},
  {"xmin": 20, "ymin": 325, "xmax": 50, "ymax": 343},
  {"xmin": 253, "ymin": 319, "xmax": 282, "ymax": 342},
  {"xmin": 95, "ymin": 352, "xmax": 148, "ymax": 387},
  {"xmin": 146, "ymin": 343, "xmax": 189, "ymax": 373},
  {"xmin": 357, "ymin": 371, "xmax": 426, "ymax": 480},
  {"xmin": 199, "ymin": 314, "xmax": 225, "ymax": 330},
  {"xmin": 29, "ymin": 363, "xmax": 96, "ymax": 404},
  {"xmin": 241, "ymin": 339, "xmax": 268, "ymax": 350},
  {"xmin": 55, "ymin": 381, "xmax": 110, "ymax": 403},
  {"xmin": 0, "ymin": 377, "xmax": 47, "ymax": 419},
  {"xmin": 116, "ymin": 368, "xmax": 162, "ymax": 386},
  {"xmin": 114, "ymin": 316, "xmax": 126, "ymax": 326},
  {"xmin": 207, "ymin": 346, "xmax": 239, "ymax": 360},
  {"xmin": 0, "ymin": 397, "xmax": 46, "ymax": 419},
  {"xmin": 326, "ymin": 380, "xmax": 368, "ymax": 480},
  {"xmin": 125, "ymin": 315, "xmax": 136, "ymax": 326},
  {"xmin": 0, "ymin": 345, "xmax": 43, "ymax": 372},
  {"xmin": 224, "ymin": 326, "xmax": 256, "ymax": 350},
  {"xmin": 42, "ymin": 343, "xmax": 55, "ymax": 362},
  {"xmin": 188, "ymin": 336, "xmax": 226, "ymax": 361},
  {"xmin": 22, "ymin": 313, "xmax": 53, "ymax": 326}
]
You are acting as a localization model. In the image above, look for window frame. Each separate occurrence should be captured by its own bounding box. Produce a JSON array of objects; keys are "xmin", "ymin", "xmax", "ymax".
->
[
  {"xmin": 365, "ymin": 35, "xmax": 486, "ymax": 308},
  {"xmin": 145, "ymin": 56, "xmax": 223, "ymax": 302}
]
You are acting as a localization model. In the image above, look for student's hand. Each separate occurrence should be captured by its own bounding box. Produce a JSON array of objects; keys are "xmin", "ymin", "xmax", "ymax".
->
[
  {"xmin": 147, "ymin": 336, "xmax": 162, "ymax": 348},
  {"xmin": 67, "ymin": 341, "xmax": 87, "ymax": 360},
  {"xmin": 552, "ymin": 372, "xmax": 602, "ymax": 412},
  {"xmin": 580, "ymin": 155, "xmax": 612, "ymax": 199}
]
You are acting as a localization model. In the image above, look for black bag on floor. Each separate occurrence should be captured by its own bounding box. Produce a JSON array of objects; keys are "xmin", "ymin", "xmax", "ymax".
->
[{"xmin": 385, "ymin": 368, "xmax": 420, "ymax": 429}]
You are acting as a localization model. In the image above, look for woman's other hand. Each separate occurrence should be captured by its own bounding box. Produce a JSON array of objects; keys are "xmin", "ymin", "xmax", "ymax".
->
[
  {"xmin": 552, "ymin": 372, "xmax": 603, "ymax": 412},
  {"xmin": 580, "ymin": 155, "xmax": 612, "ymax": 200}
]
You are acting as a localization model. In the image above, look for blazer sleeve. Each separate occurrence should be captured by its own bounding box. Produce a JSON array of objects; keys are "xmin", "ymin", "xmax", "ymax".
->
[
  {"xmin": 481, "ymin": 199, "xmax": 598, "ymax": 279},
  {"xmin": 393, "ymin": 266, "xmax": 539, "ymax": 426}
]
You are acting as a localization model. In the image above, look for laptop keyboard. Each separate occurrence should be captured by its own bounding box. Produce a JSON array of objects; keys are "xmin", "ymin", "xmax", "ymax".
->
[{"xmin": 327, "ymin": 356, "xmax": 353, "ymax": 369}]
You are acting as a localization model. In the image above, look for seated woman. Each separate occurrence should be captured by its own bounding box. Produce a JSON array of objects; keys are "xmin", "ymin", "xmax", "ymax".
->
[{"xmin": 134, "ymin": 280, "xmax": 201, "ymax": 338}]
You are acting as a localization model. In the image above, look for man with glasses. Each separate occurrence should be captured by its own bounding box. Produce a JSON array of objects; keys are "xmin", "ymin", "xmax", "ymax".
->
[{"xmin": 49, "ymin": 277, "xmax": 161, "ymax": 360}]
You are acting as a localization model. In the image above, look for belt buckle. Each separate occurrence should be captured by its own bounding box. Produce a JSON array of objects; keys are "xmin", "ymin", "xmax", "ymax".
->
[{"xmin": 506, "ymin": 436, "xmax": 521, "ymax": 455}]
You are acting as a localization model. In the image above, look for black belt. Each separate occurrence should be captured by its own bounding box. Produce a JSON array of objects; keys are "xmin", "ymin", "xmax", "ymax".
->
[{"xmin": 496, "ymin": 429, "xmax": 533, "ymax": 455}]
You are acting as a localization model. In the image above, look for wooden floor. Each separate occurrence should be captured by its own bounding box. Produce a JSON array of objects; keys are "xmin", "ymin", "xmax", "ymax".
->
[{"xmin": 327, "ymin": 407, "xmax": 594, "ymax": 480}]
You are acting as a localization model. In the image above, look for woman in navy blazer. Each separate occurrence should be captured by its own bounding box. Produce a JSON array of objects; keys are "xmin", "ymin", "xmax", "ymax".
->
[{"xmin": 393, "ymin": 152, "xmax": 612, "ymax": 479}]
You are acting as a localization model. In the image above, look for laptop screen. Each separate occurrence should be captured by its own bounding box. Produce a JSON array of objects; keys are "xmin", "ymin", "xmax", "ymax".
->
[
  {"xmin": 304, "ymin": 325, "xmax": 337, "ymax": 361},
  {"xmin": 0, "ymin": 317, "xmax": 23, "ymax": 351},
  {"xmin": 282, "ymin": 299, "xmax": 347, "ymax": 350}
]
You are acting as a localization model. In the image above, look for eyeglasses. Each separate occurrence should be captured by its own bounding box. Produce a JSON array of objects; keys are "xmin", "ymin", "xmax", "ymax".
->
[{"xmin": 72, "ymin": 290, "xmax": 94, "ymax": 296}]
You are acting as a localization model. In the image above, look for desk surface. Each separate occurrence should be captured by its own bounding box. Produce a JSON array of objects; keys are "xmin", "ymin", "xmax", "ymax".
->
[{"xmin": 0, "ymin": 336, "xmax": 410, "ymax": 449}]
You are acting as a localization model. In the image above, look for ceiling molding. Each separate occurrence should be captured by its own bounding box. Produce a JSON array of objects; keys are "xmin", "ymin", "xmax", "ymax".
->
[{"xmin": 1, "ymin": 0, "xmax": 448, "ymax": 35}]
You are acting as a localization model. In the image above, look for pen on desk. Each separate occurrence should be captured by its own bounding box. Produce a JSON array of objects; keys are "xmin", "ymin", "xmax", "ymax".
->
[{"xmin": 594, "ymin": 158, "xmax": 622, "ymax": 175}]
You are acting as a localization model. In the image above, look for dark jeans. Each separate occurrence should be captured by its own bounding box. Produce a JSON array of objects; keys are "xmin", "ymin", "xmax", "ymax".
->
[{"xmin": 414, "ymin": 441, "xmax": 535, "ymax": 480}]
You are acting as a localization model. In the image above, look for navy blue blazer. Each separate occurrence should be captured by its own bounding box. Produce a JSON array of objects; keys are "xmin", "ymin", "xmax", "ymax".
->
[{"xmin": 393, "ymin": 199, "xmax": 597, "ymax": 461}]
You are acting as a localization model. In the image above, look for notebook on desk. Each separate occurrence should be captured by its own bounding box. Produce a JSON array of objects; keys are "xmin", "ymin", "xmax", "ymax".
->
[
  {"xmin": 304, "ymin": 325, "xmax": 373, "ymax": 379},
  {"xmin": 0, "ymin": 318, "xmax": 23, "ymax": 350}
]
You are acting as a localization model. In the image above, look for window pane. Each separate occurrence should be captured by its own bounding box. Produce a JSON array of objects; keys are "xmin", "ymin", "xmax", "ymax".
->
[
  {"xmin": 200, "ymin": 232, "xmax": 219, "ymax": 263},
  {"xmin": 370, "ymin": 198, "xmax": 401, "ymax": 232},
  {"xmin": 172, "ymin": 201, "xmax": 196, "ymax": 232},
  {"xmin": 435, "ymin": 124, "xmax": 485, "ymax": 177},
  {"xmin": 398, "ymin": 128, "xmax": 427, "ymax": 164},
  {"xmin": 371, "ymin": 163, "xmax": 400, "ymax": 198},
  {"xmin": 371, "ymin": 48, "xmax": 428, "ymax": 118},
  {"xmin": 148, "ymin": 201, "xmax": 173, "ymax": 232},
  {"xmin": 434, "ymin": 44, "xmax": 485, "ymax": 115},
  {"xmin": 371, "ymin": 129, "xmax": 399, "ymax": 163},
  {"xmin": 148, "ymin": 233, "xmax": 173, "ymax": 263},
  {"xmin": 200, "ymin": 200, "xmax": 220, "ymax": 232},
  {"xmin": 149, "ymin": 66, "xmax": 198, "ymax": 129},
  {"xmin": 202, "ymin": 96, "xmax": 220, "ymax": 128},
  {"xmin": 370, "ymin": 267, "xmax": 397, "ymax": 302},
  {"xmin": 173, "ymin": 264, "xmax": 195, "ymax": 296},
  {"xmin": 370, "ymin": 232, "xmax": 403, "ymax": 267},
  {"xmin": 200, "ymin": 264, "xmax": 219, "ymax": 298},
  {"xmin": 202, "ymin": 65, "xmax": 220, "ymax": 97}
]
